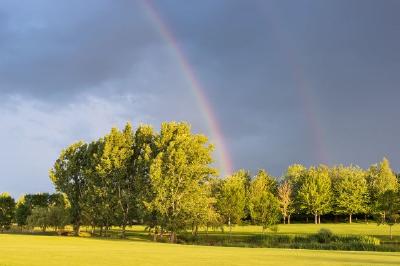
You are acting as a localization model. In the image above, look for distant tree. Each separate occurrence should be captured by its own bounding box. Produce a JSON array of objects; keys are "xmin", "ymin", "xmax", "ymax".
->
[
  {"xmin": 284, "ymin": 164, "xmax": 307, "ymax": 216},
  {"xmin": 367, "ymin": 158, "xmax": 398, "ymax": 220},
  {"xmin": 0, "ymin": 193, "xmax": 15, "ymax": 232},
  {"xmin": 47, "ymin": 205, "xmax": 70, "ymax": 233},
  {"xmin": 15, "ymin": 197, "xmax": 30, "ymax": 228},
  {"xmin": 376, "ymin": 190, "xmax": 400, "ymax": 240},
  {"xmin": 217, "ymin": 170, "xmax": 247, "ymax": 236},
  {"xmin": 298, "ymin": 166, "xmax": 331, "ymax": 224},
  {"xmin": 278, "ymin": 180, "xmax": 294, "ymax": 224},
  {"xmin": 50, "ymin": 141, "xmax": 89, "ymax": 236},
  {"xmin": 331, "ymin": 165, "xmax": 369, "ymax": 223},
  {"xmin": 145, "ymin": 122, "xmax": 216, "ymax": 243},
  {"xmin": 248, "ymin": 170, "xmax": 281, "ymax": 231},
  {"xmin": 27, "ymin": 207, "xmax": 49, "ymax": 232},
  {"xmin": 24, "ymin": 193, "xmax": 50, "ymax": 209}
]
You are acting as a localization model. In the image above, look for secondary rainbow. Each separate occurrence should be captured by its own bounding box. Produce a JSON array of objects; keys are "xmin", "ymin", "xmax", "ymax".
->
[{"xmin": 141, "ymin": 0, "xmax": 233, "ymax": 177}]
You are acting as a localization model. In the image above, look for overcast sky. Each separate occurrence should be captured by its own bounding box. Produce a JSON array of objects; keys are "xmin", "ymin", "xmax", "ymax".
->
[{"xmin": 1, "ymin": 0, "xmax": 399, "ymax": 197}]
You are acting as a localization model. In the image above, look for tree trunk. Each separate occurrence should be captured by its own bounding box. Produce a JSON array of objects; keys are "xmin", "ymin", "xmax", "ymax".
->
[
  {"xmin": 121, "ymin": 224, "xmax": 126, "ymax": 238},
  {"xmin": 390, "ymin": 226, "xmax": 392, "ymax": 240},
  {"xmin": 169, "ymin": 231, "xmax": 177, "ymax": 243},
  {"xmin": 314, "ymin": 214, "xmax": 318, "ymax": 224},
  {"xmin": 288, "ymin": 214, "xmax": 291, "ymax": 224},
  {"xmin": 73, "ymin": 224, "xmax": 80, "ymax": 236},
  {"xmin": 228, "ymin": 216, "xmax": 232, "ymax": 239},
  {"xmin": 349, "ymin": 214, "xmax": 352, "ymax": 224},
  {"xmin": 283, "ymin": 216, "xmax": 286, "ymax": 224},
  {"xmin": 318, "ymin": 215, "xmax": 321, "ymax": 224}
]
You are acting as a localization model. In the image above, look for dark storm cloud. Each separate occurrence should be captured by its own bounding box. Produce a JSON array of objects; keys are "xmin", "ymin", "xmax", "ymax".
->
[
  {"xmin": 0, "ymin": 0, "xmax": 399, "ymax": 196},
  {"xmin": 152, "ymin": 0, "xmax": 400, "ymax": 172},
  {"xmin": 0, "ymin": 0, "xmax": 162, "ymax": 99}
]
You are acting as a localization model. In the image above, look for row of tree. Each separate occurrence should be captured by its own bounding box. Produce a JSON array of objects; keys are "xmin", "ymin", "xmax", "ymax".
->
[
  {"xmin": 0, "ymin": 192, "xmax": 69, "ymax": 232},
  {"xmin": 1, "ymin": 122, "xmax": 399, "ymax": 241}
]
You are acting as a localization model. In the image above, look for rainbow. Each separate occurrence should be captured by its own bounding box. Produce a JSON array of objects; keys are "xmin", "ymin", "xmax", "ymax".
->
[{"xmin": 141, "ymin": 0, "xmax": 233, "ymax": 177}]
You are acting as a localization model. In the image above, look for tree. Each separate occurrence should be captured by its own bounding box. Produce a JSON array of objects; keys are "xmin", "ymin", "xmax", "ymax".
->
[
  {"xmin": 367, "ymin": 157, "xmax": 398, "ymax": 198},
  {"xmin": 47, "ymin": 205, "xmax": 70, "ymax": 233},
  {"xmin": 50, "ymin": 141, "xmax": 89, "ymax": 236},
  {"xmin": 297, "ymin": 166, "xmax": 331, "ymax": 224},
  {"xmin": 95, "ymin": 124, "xmax": 135, "ymax": 238},
  {"xmin": 0, "ymin": 193, "xmax": 15, "ymax": 232},
  {"xmin": 145, "ymin": 122, "xmax": 216, "ymax": 242},
  {"xmin": 248, "ymin": 170, "xmax": 281, "ymax": 231},
  {"xmin": 217, "ymin": 170, "xmax": 247, "ymax": 236},
  {"xmin": 27, "ymin": 207, "xmax": 49, "ymax": 232},
  {"xmin": 376, "ymin": 190, "xmax": 400, "ymax": 239},
  {"xmin": 278, "ymin": 180, "xmax": 294, "ymax": 224},
  {"xmin": 284, "ymin": 164, "xmax": 307, "ymax": 218},
  {"xmin": 15, "ymin": 197, "xmax": 30, "ymax": 228},
  {"xmin": 331, "ymin": 165, "xmax": 369, "ymax": 223},
  {"xmin": 367, "ymin": 158, "xmax": 398, "ymax": 220}
]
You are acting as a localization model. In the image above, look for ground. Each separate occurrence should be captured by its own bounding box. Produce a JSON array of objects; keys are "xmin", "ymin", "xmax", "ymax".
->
[{"xmin": 0, "ymin": 224, "xmax": 399, "ymax": 266}]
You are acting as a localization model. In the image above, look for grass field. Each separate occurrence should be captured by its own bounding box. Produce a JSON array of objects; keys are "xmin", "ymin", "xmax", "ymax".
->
[
  {"xmin": 106, "ymin": 223, "xmax": 399, "ymax": 243},
  {"xmin": 0, "ymin": 234, "xmax": 400, "ymax": 266}
]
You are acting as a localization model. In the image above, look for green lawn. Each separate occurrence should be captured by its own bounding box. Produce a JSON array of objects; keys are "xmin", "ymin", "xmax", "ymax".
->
[
  {"xmin": 0, "ymin": 234, "xmax": 399, "ymax": 266},
  {"xmin": 221, "ymin": 223, "xmax": 400, "ymax": 239}
]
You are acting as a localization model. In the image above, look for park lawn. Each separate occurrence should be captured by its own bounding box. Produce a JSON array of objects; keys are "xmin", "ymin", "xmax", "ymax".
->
[
  {"xmin": 212, "ymin": 223, "xmax": 399, "ymax": 235},
  {"xmin": 0, "ymin": 234, "xmax": 399, "ymax": 266}
]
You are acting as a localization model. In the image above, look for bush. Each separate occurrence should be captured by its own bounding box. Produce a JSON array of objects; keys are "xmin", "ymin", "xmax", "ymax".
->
[{"xmin": 315, "ymin": 228, "xmax": 334, "ymax": 243}]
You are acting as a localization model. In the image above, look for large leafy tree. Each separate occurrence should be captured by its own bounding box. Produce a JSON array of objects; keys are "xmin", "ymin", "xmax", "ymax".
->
[
  {"xmin": 217, "ymin": 170, "xmax": 247, "ymax": 235},
  {"xmin": 50, "ymin": 141, "xmax": 89, "ymax": 236},
  {"xmin": 95, "ymin": 123, "xmax": 135, "ymax": 238},
  {"xmin": 331, "ymin": 165, "xmax": 369, "ymax": 223},
  {"xmin": 130, "ymin": 125, "xmax": 156, "ymax": 225},
  {"xmin": 146, "ymin": 122, "xmax": 215, "ymax": 242},
  {"xmin": 298, "ymin": 165, "xmax": 331, "ymax": 224},
  {"xmin": 0, "ymin": 193, "xmax": 15, "ymax": 231},
  {"xmin": 248, "ymin": 170, "xmax": 280, "ymax": 231}
]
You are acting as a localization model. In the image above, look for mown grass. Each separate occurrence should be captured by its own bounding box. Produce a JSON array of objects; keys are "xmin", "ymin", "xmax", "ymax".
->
[{"xmin": 0, "ymin": 234, "xmax": 400, "ymax": 266}]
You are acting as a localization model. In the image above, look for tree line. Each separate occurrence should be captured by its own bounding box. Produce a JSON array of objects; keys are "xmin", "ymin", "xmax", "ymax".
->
[{"xmin": 0, "ymin": 122, "xmax": 399, "ymax": 241}]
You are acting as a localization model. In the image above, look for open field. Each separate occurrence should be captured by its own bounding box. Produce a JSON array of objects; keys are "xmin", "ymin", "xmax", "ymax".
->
[
  {"xmin": 96, "ymin": 223, "xmax": 400, "ymax": 243},
  {"xmin": 0, "ymin": 234, "xmax": 400, "ymax": 266}
]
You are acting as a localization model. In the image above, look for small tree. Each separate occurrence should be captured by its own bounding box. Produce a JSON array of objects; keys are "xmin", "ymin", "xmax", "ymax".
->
[
  {"xmin": 376, "ymin": 190, "xmax": 400, "ymax": 240},
  {"xmin": 278, "ymin": 180, "xmax": 294, "ymax": 224},
  {"xmin": 27, "ymin": 207, "xmax": 50, "ymax": 232},
  {"xmin": 217, "ymin": 170, "xmax": 247, "ymax": 237},
  {"xmin": 0, "ymin": 193, "xmax": 15, "ymax": 232},
  {"xmin": 15, "ymin": 198, "xmax": 30, "ymax": 229},
  {"xmin": 47, "ymin": 205, "xmax": 70, "ymax": 233}
]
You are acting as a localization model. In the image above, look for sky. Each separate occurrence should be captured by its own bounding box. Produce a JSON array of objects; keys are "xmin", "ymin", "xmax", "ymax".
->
[{"xmin": 1, "ymin": 0, "xmax": 399, "ymax": 197}]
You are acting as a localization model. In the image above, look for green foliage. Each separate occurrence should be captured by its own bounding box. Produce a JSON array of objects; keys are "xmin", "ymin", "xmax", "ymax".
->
[
  {"xmin": 376, "ymin": 190, "xmax": 400, "ymax": 239},
  {"xmin": 15, "ymin": 197, "xmax": 30, "ymax": 227},
  {"xmin": 0, "ymin": 192, "xmax": 15, "ymax": 231},
  {"xmin": 367, "ymin": 157, "xmax": 398, "ymax": 202},
  {"xmin": 50, "ymin": 141, "xmax": 89, "ymax": 235},
  {"xmin": 145, "ymin": 122, "xmax": 216, "ymax": 242},
  {"xmin": 297, "ymin": 165, "xmax": 331, "ymax": 223},
  {"xmin": 248, "ymin": 170, "xmax": 281, "ymax": 231},
  {"xmin": 217, "ymin": 170, "xmax": 247, "ymax": 232},
  {"xmin": 331, "ymin": 165, "xmax": 369, "ymax": 222}
]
